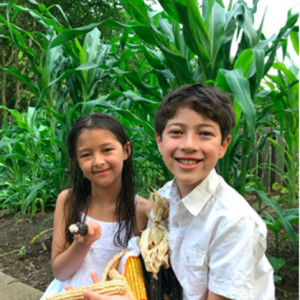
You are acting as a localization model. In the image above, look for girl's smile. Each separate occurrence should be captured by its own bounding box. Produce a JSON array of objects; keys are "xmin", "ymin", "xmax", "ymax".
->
[{"xmin": 76, "ymin": 129, "xmax": 130, "ymax": 189}]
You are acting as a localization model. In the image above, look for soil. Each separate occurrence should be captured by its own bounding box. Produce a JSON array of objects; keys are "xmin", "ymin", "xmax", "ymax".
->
[{"xmin": 0, "ymin": 208, "xmax": 298, "ymax": 299}]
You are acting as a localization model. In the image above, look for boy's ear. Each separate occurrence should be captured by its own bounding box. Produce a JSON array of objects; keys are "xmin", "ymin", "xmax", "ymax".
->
[
  {"xmin": 218, "ymin": 135, "xmax": 231, "ymax": 159},
  {"xmin": 123, "ymin": 141, "xmax": 131, "ymax": 160},
  {"xmin": 155, "ymin": 132, "xmax": 163, "ymax": 152}
]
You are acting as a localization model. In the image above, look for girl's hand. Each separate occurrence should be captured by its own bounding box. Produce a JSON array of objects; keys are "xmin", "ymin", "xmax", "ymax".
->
[{"xmin": 73, "ymin": 221, "xmax": 101, "ymax": 245}]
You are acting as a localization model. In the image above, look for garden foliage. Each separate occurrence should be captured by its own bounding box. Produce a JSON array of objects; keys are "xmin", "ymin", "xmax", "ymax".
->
[{"xmin": 0, "ymin": 0, "xmax": 298, "ymax": 286}]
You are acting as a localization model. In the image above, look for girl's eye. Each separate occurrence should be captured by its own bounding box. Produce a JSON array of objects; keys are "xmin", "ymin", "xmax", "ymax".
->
[{"xmin": 80, "ymin": 153, "xmax": 90, "ymax": 158}]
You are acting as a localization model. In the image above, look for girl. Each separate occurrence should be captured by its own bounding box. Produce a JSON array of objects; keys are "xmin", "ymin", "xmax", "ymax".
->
[{"xmin": 41, "ymin": 112, "xmax": 151, "ymax": 298}]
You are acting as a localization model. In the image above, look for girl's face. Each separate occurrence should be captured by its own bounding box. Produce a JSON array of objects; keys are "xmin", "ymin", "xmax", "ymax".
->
[
  {"xmin": 156, "ymin": 107, "xmax": 231, "ymax": 198},
  {"xmin": 76, "ymin": 129, "xmax": 130, "ymax": 189}
]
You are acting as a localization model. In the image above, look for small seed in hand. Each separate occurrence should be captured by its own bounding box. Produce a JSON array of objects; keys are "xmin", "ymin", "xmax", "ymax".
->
[{"xmin": 69, "ymin": 223, "xmax": 88, "ymax": 235}]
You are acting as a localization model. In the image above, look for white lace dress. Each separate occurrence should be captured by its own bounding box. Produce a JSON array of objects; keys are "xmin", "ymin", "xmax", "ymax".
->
[{"xmin": 40, "ymin": 214, "xmax": 127, "ymax": 299}]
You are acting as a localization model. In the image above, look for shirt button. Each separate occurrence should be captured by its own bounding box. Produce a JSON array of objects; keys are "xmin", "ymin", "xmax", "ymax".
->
[{"xmin": 173, "ymin": 222, "xmax": 179, "ymax": 228}]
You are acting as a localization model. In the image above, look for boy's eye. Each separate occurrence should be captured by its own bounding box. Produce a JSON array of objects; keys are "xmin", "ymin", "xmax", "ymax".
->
[
  {"xmin": 199, "ymin": 131, "xmax": 213, "ymax": 136},
  {"xmin": 104, "ymin": 148, "xmax": 113, "ymax": 152},
  {"xmin": 169, "ymin": 130, "xmax": 182, "ymax": 135}
]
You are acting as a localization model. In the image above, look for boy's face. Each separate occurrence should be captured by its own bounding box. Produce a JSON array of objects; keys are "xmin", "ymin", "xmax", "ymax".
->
[{"xmin": 156, "ymin": 107, "xmax": 231, "ymax": 198}]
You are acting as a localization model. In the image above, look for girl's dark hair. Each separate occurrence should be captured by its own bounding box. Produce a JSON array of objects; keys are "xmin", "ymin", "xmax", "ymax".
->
[
  {"xmin": 155, "ymin": 84, "xmax": 236, "ymax": 142},
  {"xmin": 65, "ymin": 112, "xmax": 136, "ymax": 247}
]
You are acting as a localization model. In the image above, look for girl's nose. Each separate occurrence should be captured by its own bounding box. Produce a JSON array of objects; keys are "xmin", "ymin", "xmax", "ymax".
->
[{"xmin": 93, "ymin": 153, "xmax": 105, "ymax": 166}]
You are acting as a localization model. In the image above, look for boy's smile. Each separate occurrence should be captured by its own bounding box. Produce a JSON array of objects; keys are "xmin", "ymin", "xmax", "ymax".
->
[{"xmin": 156, "ymin": 107, "xmax": 231, "ymax": 197}]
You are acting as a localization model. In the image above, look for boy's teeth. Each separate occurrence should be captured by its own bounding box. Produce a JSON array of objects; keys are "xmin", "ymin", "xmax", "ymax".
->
[{"xmin": 179, "ymin": 159, "xmax": 197, "ymax": 165}]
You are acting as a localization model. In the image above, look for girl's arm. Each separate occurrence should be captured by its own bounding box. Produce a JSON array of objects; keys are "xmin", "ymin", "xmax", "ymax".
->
[
  {"xmin": 51, "ymin": 190, "xmax": 101, "ymax": 281},
  {"xmin": 134, "ymin": 196, "xmax": 152, "ymax": 236}
]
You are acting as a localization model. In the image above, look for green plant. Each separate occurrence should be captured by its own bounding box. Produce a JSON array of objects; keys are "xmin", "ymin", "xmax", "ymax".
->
[
  {"xmin": 268, "ymin": 256, "xmax": 286, "ymax": 284},
  {"xmin": 109, "ymin": 0, "xmax": 299, "ymax": 197},
  {"xmin": 247, "ymin": 181, "xmax": 298, "ymax": 257},
  {"xmin": 263, "ymin": 208, "xmax": 299, "ymax": 257},
  {"xmin": 0, "ymin": 245, "xmax": 26, "ymax": 259},
  {"xmin": 31, "ymin": 227, "xmax": 53, "ymax": 244},
  {"xmin": 0, "ymin": 106, "xmax": 60, "ymax": 216},
  {"xmin": 262, "ymin": 62, "xmax": 299, "ymax": 206}
]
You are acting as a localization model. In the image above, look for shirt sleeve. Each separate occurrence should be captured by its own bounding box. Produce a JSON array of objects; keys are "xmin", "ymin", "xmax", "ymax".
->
[{"xmin": 208, "ymin": 216, "xmax": 267, "ymax": 299}]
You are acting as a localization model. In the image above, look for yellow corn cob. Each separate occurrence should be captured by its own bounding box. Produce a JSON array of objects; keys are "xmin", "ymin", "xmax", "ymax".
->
[
  {"xmin": 44, "ymin": 279, "xmax": 128, "ymax": 300},
  {"xmin": 124, "ymin": 256, "xmax": 148, "ymax": 300}
]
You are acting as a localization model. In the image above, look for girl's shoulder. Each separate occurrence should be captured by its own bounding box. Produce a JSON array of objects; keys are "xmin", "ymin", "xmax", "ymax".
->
[
  {"xmin": 134, "ymin": 196, "xmax": 152, "ymax": 236},
  {"xmin": 56, "ymin": 189, "xmax": 72, "ymax": 207}
]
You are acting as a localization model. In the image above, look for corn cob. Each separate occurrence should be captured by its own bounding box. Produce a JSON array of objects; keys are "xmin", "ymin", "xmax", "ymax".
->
[
  {"xmin": 69, "ymin": 223, "xmax": 88, "ymax": 235},
  {"xmin": 124, "ymin": 256, "xmax": 147, "ymax": 300},
  {"xmin": 44, "ymin": 279, "xmax": 128, "ymax": 300}
]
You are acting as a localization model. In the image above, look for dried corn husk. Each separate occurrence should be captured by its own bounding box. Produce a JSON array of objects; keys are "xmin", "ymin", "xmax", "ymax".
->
[{"xmin": 138, "ymin": 192, "xmax": 170, "ymax": 278}]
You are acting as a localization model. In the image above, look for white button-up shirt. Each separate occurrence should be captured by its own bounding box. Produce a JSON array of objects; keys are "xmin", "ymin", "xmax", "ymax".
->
[{"xmin": 158, "ymin": 169, "xmax": 275, "ymax": 300}]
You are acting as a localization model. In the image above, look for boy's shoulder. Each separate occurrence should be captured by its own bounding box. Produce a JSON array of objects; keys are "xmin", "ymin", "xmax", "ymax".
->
[
  {"xmin": 157, "ymin": 179, "xmax": 176, "ymax": 200},
  {"xmin": 157, "ymin": 172, "xmax": 265, "ymax": 228},
  {"xmin": 214, "ymin": 176, "xmax": 267, "ymax": 228}
]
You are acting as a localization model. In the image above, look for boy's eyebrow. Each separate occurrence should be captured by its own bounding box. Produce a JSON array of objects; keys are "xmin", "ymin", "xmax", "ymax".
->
[{"xmin": 166, "ymin": 122, "xmax": 216, "ymax": 128}]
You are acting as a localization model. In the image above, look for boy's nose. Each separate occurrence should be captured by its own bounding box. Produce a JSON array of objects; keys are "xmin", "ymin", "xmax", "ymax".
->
[{"xmin": 181, "ymin": 133, "xmax": 198, "ymax": 152}]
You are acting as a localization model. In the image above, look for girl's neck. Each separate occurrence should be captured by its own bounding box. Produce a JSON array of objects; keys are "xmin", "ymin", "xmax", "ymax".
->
[
  {"xmin": 86, "ymin": 183, "xmax": 121, "ymax": 222},
  {"xmin": 90, "ymin": 178, "xmax": 122, "ymax": 202}
]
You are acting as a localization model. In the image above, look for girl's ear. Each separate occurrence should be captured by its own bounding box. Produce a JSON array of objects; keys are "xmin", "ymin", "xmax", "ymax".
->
[{"xmin": 123, "ymin": 141, "xmax": 131, "ymax": 160}]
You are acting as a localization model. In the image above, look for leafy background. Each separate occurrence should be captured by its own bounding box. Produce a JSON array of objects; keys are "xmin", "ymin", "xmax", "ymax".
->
[{"xmin": 0, "ymin": 0, "xmax": 298, "ymax": 296}]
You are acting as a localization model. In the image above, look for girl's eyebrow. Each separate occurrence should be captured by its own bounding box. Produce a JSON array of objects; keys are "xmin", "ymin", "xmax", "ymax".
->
[{"xmin": 77, "ymin": 142, "xmax": 114, "ymax": 152}]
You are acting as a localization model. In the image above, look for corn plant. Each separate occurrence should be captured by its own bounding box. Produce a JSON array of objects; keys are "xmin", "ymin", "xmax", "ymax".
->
[
  {"xmin": 263, "ymin": 62, "xmax": 299, "ymax": 206},
  {"xmin": 0, "ymin": 1, "xmax": 120, "ymax": 196},
  {"xmin": 0, "ymin": 106, "xmax": 59, "ymax": 216},
  {"xmin": 0, "ymin": 0, "xmax": 298, "ymax": 218},
  {"xmin": 246, "ymin": 179, "xmax": 298, "ymax": 257},
  {"xmin": 110, "ymin": 0, "xmax": 299, "ymax": 196}
]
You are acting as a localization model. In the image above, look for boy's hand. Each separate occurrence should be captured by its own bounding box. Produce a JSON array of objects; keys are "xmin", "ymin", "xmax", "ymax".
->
[
  {"xmin": 65, "ymin": 272, "xmax": 132, "ymax": 300},
  {"xmin": 73, "ymin": 221, "xmax": 101, "ymax": 245},
  {"xmin": 83, "ymin": 291, "xmax": 132, "ymax": 300}
]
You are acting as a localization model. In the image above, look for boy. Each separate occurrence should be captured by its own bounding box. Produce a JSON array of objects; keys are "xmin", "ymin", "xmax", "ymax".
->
[{"xmin": 154, "ymin": 83, "xmax": 274, "ymax": 300}]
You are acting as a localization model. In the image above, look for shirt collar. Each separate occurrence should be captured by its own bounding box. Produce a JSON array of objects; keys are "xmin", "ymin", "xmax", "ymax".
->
[{"xmin": 180, "ymin": 168, "xmax": 219, "ymax": 216}]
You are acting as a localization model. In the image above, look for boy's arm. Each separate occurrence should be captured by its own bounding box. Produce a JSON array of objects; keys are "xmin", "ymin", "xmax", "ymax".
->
[{"xmin": 208, "ymin": 291, "xmax": 231, "ymax": 300}]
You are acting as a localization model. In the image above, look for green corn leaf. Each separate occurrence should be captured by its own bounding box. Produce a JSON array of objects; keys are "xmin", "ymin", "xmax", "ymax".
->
[
  {"xmin": 290, "ymin": 30, "xmax": 299, "ymax": 54},
  {"xmin": 219, "ymin": 68, "xmax": 256, "ymax": 145},
  {"xmin": 268, "ymin": 256, "xmax": 286, "ymax": 274},
  {"xmin": 257, "ymin": 190, "xmax": 298, "ymax": 252},
  {"xmin": 234, "ymin": 49, "xmax": 254, "ymax": 77},
  {"xmin": 49, "ymin": 23, "xmax": 101, "ymax": 48},
  {"xmin": 0, "ymin": 66, "xmax": 40, "ymax": 96},
  {"xmin": 120, "ymin": 0, "xmax": 149, "ymax": 25}
]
